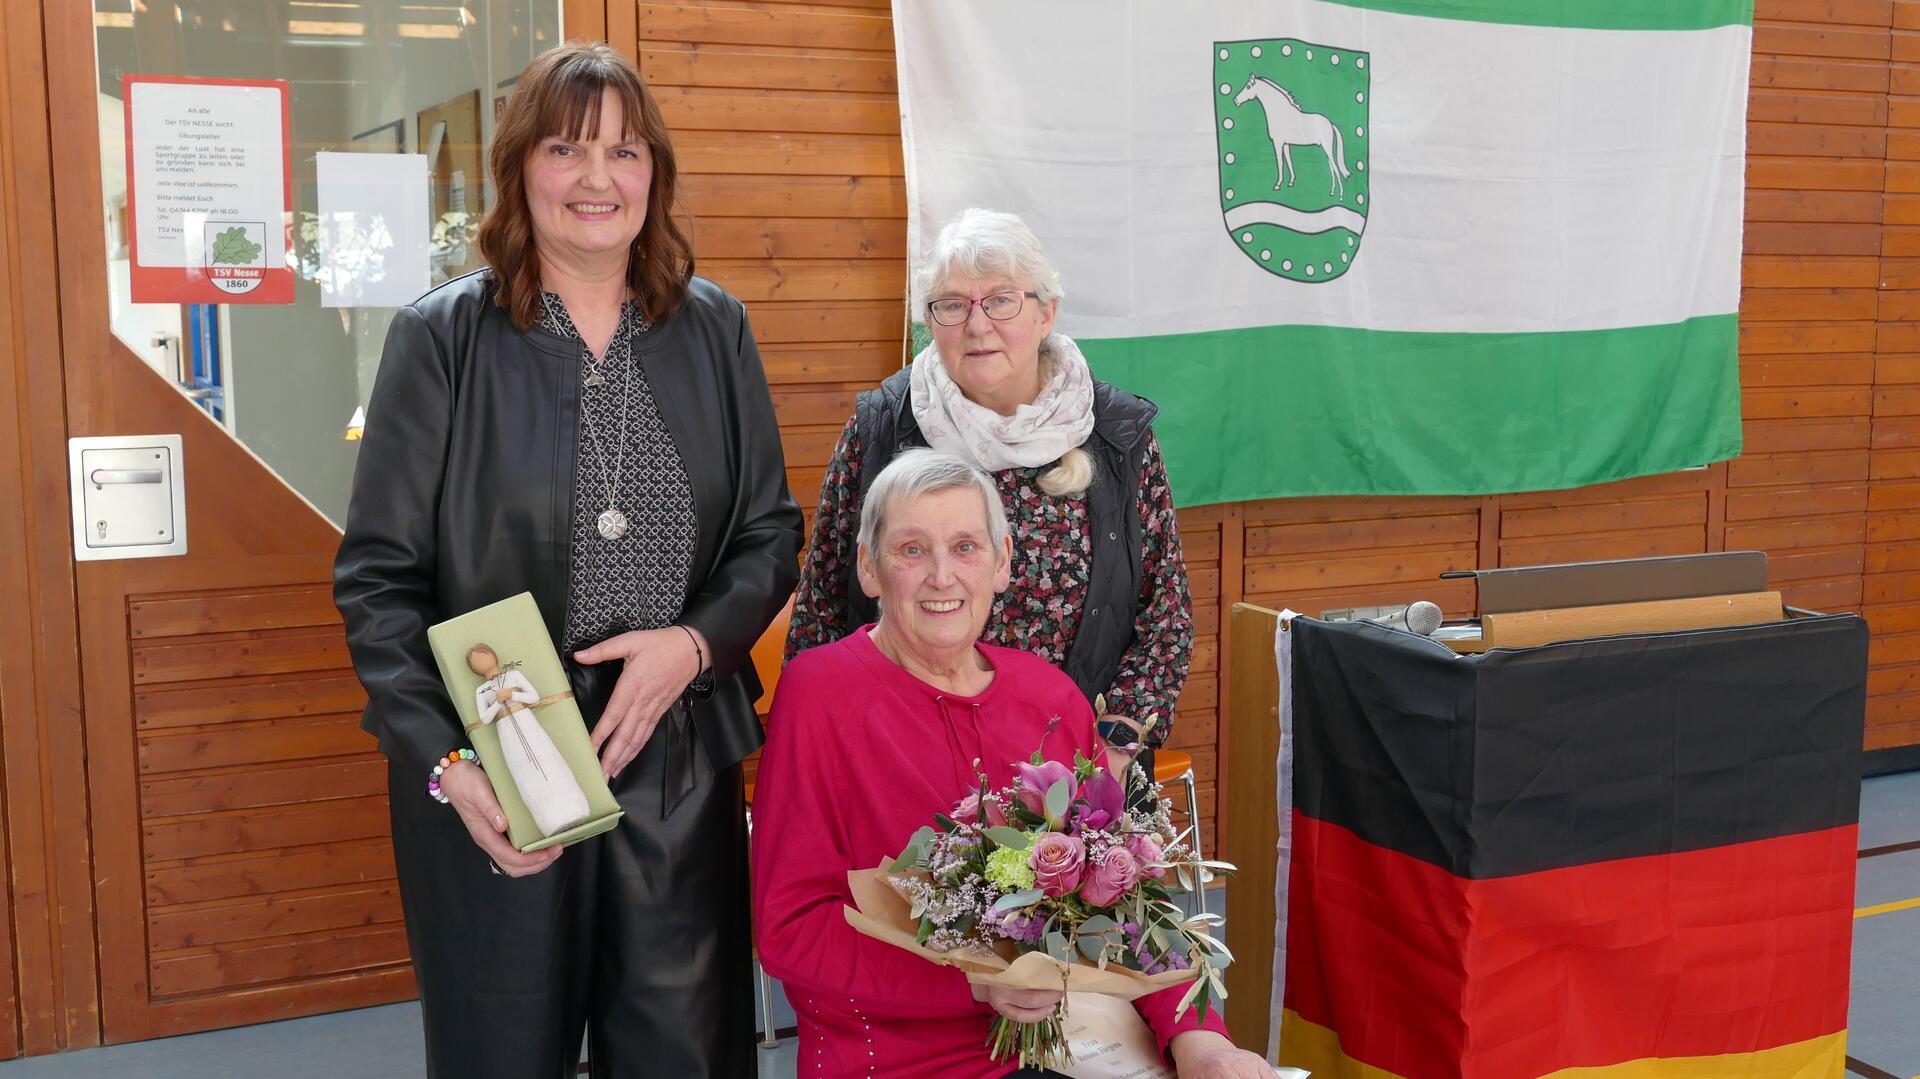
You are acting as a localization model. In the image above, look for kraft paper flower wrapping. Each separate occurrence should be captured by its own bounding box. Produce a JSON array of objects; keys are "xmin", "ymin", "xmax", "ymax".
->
[{"xmin": 841, "ymin": 864, "xmax": 1202, "ymax": 999}]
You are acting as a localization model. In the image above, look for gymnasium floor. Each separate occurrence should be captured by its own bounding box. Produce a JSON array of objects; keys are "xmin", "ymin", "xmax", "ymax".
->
[{"xmin": 2, "ymin": 770, "xmax": 1916, "ymax": 1079}]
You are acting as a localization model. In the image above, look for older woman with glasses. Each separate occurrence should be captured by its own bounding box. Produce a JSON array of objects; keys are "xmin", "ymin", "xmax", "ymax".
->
[
  {"xmin": 786, "ymin": 208, "xmax": 1194, "ymax": 779},
  {"xmin": 755, "ymin": 448, "xmax": 1270, "ymax": 1078}
]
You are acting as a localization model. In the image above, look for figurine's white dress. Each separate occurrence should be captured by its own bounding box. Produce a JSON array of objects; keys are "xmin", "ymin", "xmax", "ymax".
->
[{"xmin": 475, "ymin": 671, "xmax": 591, "ymax": 836}]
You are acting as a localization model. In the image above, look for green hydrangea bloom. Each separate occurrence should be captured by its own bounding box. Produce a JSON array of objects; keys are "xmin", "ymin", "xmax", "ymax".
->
[{"xmin": 985, "ymin": 844, "xmax": 1036, "ymax": 892}]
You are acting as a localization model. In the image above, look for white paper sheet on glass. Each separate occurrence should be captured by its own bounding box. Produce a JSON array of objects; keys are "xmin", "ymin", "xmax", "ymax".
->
[{"xmin": 315, "ymin": 151, "xmax": 430, "ymax": 308}]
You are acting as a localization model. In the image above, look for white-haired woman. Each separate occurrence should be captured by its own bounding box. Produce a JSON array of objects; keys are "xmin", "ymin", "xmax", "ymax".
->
[
  {"xmin": 786, "ymin": 208, "xmax": 1194, "ymax": 774},
  {"xmin": 756, "ymin": 449, "xmax": 1268, "ymax": 1078}
]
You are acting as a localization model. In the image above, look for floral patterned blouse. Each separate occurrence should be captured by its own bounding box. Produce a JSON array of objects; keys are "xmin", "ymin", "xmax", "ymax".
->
[{"xmin": 784, "ymin": 418, "xmax": 1194, "ymax": 743}]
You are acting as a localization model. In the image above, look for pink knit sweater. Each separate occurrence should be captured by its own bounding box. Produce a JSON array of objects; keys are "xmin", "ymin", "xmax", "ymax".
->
[{"xmin": 752, "ymin": 627, "xmax": 1224, "ymax": 1078}]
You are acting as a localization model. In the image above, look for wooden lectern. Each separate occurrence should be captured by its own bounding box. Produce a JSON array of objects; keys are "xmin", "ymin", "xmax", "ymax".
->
[
  {"xmin": 1216, "ymin": 555, "xmax": 1866, "ymax": 1076},
  {"xmin": 1222, "ymin": 602, "xmax": 1284, "ymax": 1048}
]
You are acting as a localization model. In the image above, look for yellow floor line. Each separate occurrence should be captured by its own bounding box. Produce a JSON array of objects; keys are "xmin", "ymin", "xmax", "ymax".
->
[{"xmin": 1854, "ymin": 895, "xmax": 1920, "ymax": 918}]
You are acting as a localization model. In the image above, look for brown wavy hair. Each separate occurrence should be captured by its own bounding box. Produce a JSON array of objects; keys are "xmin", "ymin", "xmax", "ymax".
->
[{"xmin": 478, "ymin": 41, "xmax": 693, "ymax": 329}]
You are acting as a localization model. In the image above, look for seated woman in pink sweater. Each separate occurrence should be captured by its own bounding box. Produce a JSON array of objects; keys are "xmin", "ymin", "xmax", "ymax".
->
[{"xmin": 753, "ymin": 448, "xmax": 1271, "ymax": 1078}]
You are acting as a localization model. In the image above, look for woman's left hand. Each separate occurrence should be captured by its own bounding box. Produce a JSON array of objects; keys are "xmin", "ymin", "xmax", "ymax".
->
[
  {"xmin": 1101, "ymin": 713, "xmax": 1146, "ymax": 778},
  {"xmin": 574, "ymin": 626, "xmax": 703, "ymax": 780},
  {"xmin": 1168, "ymin": 1030, "xmax": 1276, "ymax": 1078}
]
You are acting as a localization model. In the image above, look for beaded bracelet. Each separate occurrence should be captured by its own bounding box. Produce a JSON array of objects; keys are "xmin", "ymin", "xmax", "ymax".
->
[{"xmin": 427, "ymin": 748, "xmax": 478, "ymax": 804}]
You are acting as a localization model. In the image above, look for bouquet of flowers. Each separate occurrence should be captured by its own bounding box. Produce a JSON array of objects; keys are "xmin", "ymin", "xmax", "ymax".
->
[{"xmin": 844, "ymin": 727, "xmax": 1236, "ymax": 1070}]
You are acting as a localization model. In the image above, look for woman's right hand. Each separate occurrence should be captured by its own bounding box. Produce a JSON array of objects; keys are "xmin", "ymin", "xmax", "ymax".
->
[
  {"xmin": 439, "ymin": 761, "xmax": 562, "ymax": 877},
  {"xmin": 971, "ymin": 982, "xmax": 1064, "ymax": 1023}
]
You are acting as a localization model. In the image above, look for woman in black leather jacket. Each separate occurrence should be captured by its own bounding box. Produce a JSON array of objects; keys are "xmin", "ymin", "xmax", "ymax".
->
[{"xmin": 332, "ymin": 42, "xmax": 800, "ymax": 1078}]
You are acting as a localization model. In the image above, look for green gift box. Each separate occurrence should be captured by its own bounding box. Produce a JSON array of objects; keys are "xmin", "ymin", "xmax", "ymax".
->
[{"xmin": 427, "ymin": 592, "xmax": 623, "ymax": 852}]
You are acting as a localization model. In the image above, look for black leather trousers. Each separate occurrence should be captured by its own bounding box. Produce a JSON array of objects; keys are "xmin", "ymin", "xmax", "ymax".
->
[{"xmin": 388, "ymin": 726, "xmax": 753, "ymax": 1078}]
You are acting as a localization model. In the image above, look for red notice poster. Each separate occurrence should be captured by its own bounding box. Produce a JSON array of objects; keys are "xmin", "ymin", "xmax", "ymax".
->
[{"xmin": 123, "ymin": 74, "xmax": 294, "ymax": 304}]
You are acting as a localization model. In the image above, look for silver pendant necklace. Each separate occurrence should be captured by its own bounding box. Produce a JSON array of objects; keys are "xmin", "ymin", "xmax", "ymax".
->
[{"xmin": 580, "ymin": 312, "xmax": 635, "ymax": 541}]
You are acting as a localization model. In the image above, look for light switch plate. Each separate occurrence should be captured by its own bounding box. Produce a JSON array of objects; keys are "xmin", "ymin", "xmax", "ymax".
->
[{"xmin": 68, "ymin": 434, "xmax": 188, "ymax": 561}]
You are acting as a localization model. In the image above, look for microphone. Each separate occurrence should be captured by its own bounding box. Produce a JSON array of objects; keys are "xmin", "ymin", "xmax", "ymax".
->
[
  {"xmin": 1370, "ymin": 600, "xmax": 1443, "ymax": 636},
  {"xmin": 1407, "ymin": 600, "xmax": 1443, "ymax": 636}
]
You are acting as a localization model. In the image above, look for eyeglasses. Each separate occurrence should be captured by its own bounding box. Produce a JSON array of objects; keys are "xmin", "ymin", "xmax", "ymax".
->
[{"xmin": 925, "ymin": 291, "xmax": 1041, "ymax": 327}]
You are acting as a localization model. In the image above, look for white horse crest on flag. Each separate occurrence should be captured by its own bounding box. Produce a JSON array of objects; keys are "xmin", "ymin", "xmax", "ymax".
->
[
  {"xmin": 1235, "ymin": 75, "xmax": 1351, "ymax": 200},
  {"xmin": 1214, "ymin": 38, "xmax": 1370, "ymax": 283}
]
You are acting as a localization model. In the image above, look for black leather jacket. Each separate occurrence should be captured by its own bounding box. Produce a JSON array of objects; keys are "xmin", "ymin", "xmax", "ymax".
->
[{"xmin": 334, "ymin": 270, "xmax": 802, "ymax": 786}]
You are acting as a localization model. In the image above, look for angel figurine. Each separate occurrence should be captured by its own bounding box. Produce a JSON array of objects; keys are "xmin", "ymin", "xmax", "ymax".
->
[{"xmin": 466, "ymin": 643, "xmax": 592, "ymax": 837}]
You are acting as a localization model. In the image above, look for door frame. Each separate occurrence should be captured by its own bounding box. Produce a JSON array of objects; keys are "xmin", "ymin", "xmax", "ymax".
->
[{"xmin": 0, "ymin": 0, "xmax": 612, "ymax": 1051}]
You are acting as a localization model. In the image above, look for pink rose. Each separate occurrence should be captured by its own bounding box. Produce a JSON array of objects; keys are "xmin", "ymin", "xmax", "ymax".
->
[
  {"xmin": 1028, "ymin": 831, "xmax": 1087, "ymax": 897},
  {"xmin": 1080, "ymin": 846, "xmax": 1141, "ymax": 907},
  {"xmin": 951, "ymin": 792, "xmax": 1008, "ymax": 827},
  {"xmin": 1015, "ymin": 760, "xmax": 1077, "ymax": 816},
  {"xmin": 1124, "ymin": 833, "xmax": 1167, "ymax": 879}
]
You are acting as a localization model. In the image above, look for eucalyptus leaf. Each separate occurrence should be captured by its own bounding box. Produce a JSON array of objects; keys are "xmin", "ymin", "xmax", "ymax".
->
[
  {"xmin": 984, "ymin": 826, "xmax": 1031, "ymax": 850},
  {"xmin": 1045, "ymin": 931, "xmax": 1071, "ymax": 962},
  {"xmin": 1044, "ymin": 778, "xmax": 1072, "ymax": 825},
  {"xmin": 1076, "ymin": 933, "xmax": 1106, "ymax": 962},
  {"xmin": 1078, "ymin": 914, "xmax": 1117, "ymax": 937},
  {"xmin": 890, "ymin": 825, "xmax": 936, "ymax": 870},
  {"xmin": 990, "ymin": 887, "xmax": 1045, "ymax": 914}
]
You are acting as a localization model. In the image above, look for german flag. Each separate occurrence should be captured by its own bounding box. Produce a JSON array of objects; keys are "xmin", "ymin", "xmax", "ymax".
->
[{"xmin": 1281, "ymin": 614, "xmax": 1867, "ymax": 1079}]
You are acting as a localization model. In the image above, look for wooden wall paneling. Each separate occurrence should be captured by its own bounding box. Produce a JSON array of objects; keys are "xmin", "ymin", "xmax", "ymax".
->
[
  {"xmin": 1873, "ymin": 0, "xmax": 1920, "ymax": 747},
  {"xmin": 1750, "ymin": 0, "xmax": 1889, "ymax": 628},
  {"xmin": 564, "ymin": 0, "xmax": 610, "ymax": 48},
  {"xmin": 1239, "ymin": 496, "xmax": 1484, "ymax": 622},
  {"xmin": 1497, "ymin": 470, "xmax": 1716, "ymax": 569},
  {"xmin": 1169, "ymin": 507, "xmax": 1224, "ymax": 846},
  {"xmin": 1737, "ymin": 7, "xmax": 1881, "ymax": 653},
  {"xmin": 0, "ymin": 0, "xmax": 99, "ymax": 1053}
]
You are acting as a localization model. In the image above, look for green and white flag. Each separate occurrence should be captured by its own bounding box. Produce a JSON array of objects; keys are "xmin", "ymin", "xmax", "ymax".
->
[{"xmin": 893, "ymin": 1, "xmax": 1750, "ymax": 505}]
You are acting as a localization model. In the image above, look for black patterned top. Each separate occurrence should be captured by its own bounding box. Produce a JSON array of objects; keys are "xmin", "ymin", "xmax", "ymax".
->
[
  {"xmin": 784, "ymin": 419, "xmax": 1194, "ymax": 742},
  {"xmin": 543, "ymin": 292, "xmax": 702, "ymax": 658}
]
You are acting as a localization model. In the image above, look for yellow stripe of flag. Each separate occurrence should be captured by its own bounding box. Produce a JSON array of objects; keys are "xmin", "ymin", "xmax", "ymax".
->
[{"xmin": 1277, "ymin": 1011, "xmax": 1848, "ymax": 1079}]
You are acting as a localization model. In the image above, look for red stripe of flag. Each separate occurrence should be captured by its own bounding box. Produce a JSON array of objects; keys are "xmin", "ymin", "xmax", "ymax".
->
[{"xmin": 1285, "ymin": 813, "xmax": 1855, "ymax": 1079}]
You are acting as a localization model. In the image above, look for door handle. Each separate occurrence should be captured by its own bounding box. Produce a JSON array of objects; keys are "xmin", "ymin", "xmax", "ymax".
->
[{"xmin": 90, "ymin": 469, "xmax": 163, "ymax": 485}]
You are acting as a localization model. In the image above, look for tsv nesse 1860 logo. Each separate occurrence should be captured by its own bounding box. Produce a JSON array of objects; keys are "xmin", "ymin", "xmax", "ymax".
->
[{"xmin": 1215, "ymin": 38, "xmax": 1369, "ymax": 283}]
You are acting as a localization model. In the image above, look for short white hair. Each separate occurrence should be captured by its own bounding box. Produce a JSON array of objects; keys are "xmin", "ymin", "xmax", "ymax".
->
[
  {"xmin": 858, "ymin": 448, "xmax": 1010, "ymax": 555},
  {"xmin": 912, "ymin": 208, "xmax": 1064, "ymax": 315}
]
